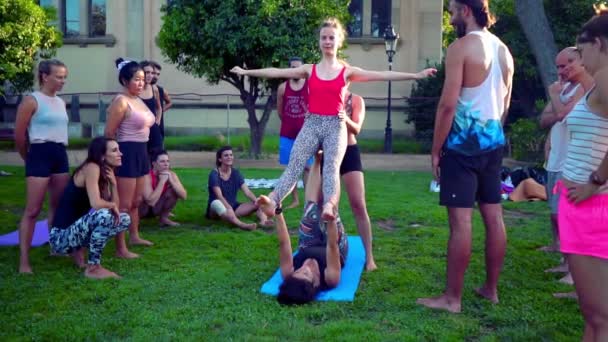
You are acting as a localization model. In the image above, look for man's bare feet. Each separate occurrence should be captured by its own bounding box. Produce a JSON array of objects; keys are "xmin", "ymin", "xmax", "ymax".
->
[
  {"xmin": 129, "ymin": 238, "xmax": 154, "ymax": 246},
  {"xmin": 286, "ymin": 200, "xmax": 300, "ymax": 209},
  {"xmin": 238, "ymin": 222, "xmax": 257, "ymax": 231},
  {"xmin": 256, "ymin": 195, "xmax": 276, "ymax": 218},
  {"xmin": 545, "ymin": 263, "xmax": 568, "ymax": 273},
  {"xmin": 553, "ymin": 291, "xmax": 578, "ymax": 299},
  {"xmin": 558, "ymin": 273, "xmax": 574, "ymax": 285},
  {"xmin": 365, "ymin": 259, "xmax": 378, "ymax": 272},
  {"xmin": 321, "ymin": 202, "xmax": 337, "ymax": 221},
  {"xmin": 116, "ymin": 250, "xmax": 140, "ymax": 259},
  {"xmin": 416, "ymin": 295, "xmax": 462, "ymax": 313},
  {"xmin": 84, "ymin": 264, "xmax": 121, "ymax": 279},
  {"xmin": 71, "ymin": 249, "xmax": 86, "ymax": 268},
  {"xmin": 474, "ymin": 286, "xmax": 499, "ymax": 304},
  {"xmin": 19, "ymin": 264, "xmax": 33, "ymax": 274},
  {"xmin": 159, "ymin": 217, "xmax": 180, "ymax": 227}
]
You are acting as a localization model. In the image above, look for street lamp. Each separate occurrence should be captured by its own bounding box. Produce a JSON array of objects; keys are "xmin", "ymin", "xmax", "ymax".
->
[{"xmin": 383, "ymin": 25, "xmax": 399, "ymax": 154}]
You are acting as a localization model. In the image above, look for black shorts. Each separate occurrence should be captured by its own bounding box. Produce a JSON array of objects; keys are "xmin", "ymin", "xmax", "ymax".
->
[
  {"xmin": 116, "ymin": 142, "xmax": 150, "ymax": 178},
  {"xmin": 25, "ymin": 142, "xmax": 69, "ymax": 177},
  {"xmin": 340, "ymin": 144, "xmax": 363, "ymax": 175},
  {"xmin": 439, "ymin": 148, "xmax": 503, "ymax": 208},
  {"xmin": 147, "ymin": 123, "xmax": 164, "ymax": 154}
]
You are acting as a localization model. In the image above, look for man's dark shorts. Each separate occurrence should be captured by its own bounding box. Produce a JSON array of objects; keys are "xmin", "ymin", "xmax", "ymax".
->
[{"xmin": 439, "ymin": 148, "xmax": 503, "ymax": 208}]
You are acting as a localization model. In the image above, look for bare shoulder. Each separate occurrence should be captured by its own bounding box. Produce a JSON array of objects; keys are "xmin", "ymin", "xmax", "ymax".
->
[{"xmin": 82, "ymin": 162, "xmax": 101, "ymax": 176}]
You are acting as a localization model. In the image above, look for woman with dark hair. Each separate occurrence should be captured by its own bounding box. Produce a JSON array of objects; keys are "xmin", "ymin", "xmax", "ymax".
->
[
  {"xmin": 15, "ymin": 59, "xmax": 70, "ymax": 273},
  {"xmin": 139, "ymin": 60, "xmax": 164, "ymax": 154},
  {"xmin": 206, "ymin": 146, "xmax": 272, "ymax": 230},
  {"xmin": 558, "ymin": 5, "xmax": 608, "ymax": 339},
  {"xmin": 231, "ymin": 17, "xmax": 435, "ymax": 221},
  {"xmin": 275, "ymin": 152, "xmax": 348, "ymax": 305},
  {"xmin": 49, "ymin": 137, "xmax": 130, "ymax": 279},
  {"xmin": 105, "ymin": 58, "xmax": 155, "ymax": 257}
]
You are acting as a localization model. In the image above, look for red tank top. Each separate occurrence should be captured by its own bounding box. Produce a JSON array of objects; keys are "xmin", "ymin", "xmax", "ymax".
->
[
  {"xmin": 280, "ymin": 79, "xmax": 308, "ymax": 139},
  {"xmin": 307, "ymin": 64, "xmax": 347, "ymax": 115},
  {"xmin": 150, "ymin": 170, "xmax": 168, "ymax": 193}
]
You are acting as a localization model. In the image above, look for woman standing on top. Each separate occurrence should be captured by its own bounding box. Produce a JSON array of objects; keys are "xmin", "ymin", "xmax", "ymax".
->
[{"xmin": 231, "ymin": 18, "xmax": 435, "ymax": 220}]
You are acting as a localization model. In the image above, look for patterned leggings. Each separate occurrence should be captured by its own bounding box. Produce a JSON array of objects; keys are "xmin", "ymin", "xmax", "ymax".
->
[
  {"xmin": 273, "ymin": 114, "xmax": 347, "ymax": 206},
  {"xmin": 49, "ymin": 209, "xmax": 131, "ymax": 265}
]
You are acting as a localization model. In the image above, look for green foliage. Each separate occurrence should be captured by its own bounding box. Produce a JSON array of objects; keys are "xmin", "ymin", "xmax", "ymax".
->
[
  {"xmin": 404, "ymin": 60, "xmax": 446, "ymax": 152},
  {"xmin": 508, "ymin": 118, "xmax": 547, "ymax": 163},
  {"xmin": 0, "ymin": 0, "xmax": 62, "ymax": 95},
  {"xmin": 0, "ymin": 166, "xmax": 583, "ymax": 340}
]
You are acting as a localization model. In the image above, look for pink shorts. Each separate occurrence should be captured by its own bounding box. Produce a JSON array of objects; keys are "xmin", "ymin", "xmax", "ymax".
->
[{"xmin": 558, "ymin": 181, "xmax": 608, "ymax": 259}]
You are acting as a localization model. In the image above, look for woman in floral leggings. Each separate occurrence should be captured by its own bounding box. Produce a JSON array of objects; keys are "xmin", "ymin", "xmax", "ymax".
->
[{"xmin": 49, "ymin": 137, "xmax": 130, "ymax": 279}]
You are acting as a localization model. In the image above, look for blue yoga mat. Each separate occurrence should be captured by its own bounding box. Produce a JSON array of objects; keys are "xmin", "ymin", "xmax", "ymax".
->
[
  {"xmin": 0, "ymin": 219, "xmax": 49, "ymax": 247},
  {"xmin": 260, "ymin": 236, "xmax": 365, "ymax": 301}
]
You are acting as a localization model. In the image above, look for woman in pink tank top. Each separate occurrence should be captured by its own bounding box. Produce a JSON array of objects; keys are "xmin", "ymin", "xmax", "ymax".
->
[
  {"xmin": 105, "ymin": 58, "xmax": 156, "ymax": 259},
  {"xmin": 231, "ymin": 18, "xmax": 436, "ymax": 221},
  {"xmin": 561, "ymin": 7, "xmax": 608, "ymax": 340}
]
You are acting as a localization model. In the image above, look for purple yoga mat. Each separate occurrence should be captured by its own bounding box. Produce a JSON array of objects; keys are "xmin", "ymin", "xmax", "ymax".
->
[{"xmin": 0, "ymin": 220, "xmax": 49, "ymax": 247}]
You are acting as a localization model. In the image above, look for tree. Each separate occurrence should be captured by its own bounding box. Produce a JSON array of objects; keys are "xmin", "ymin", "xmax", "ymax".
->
[
  {"xmin": 0, "ymin": 0, "xmax": 62, "ymax": 97},
  {"xmin": 158, "ymin": 0, "xmax": 350, "ymax": 158}
]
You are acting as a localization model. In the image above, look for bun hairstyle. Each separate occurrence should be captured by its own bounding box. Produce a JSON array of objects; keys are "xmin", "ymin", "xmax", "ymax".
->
[
  {"xmin": 454, "ymin": 0, "xmax": 496, "ymax": 29},
  {"xmin": 115, "ymin": 57, "xmax": 143, "ymax": 86},
  {"xmin": 37, "ymin": 59, "xmax": 66, "ymax": 86},
  {"xmin": 577, "ymin": 4, "xmax": 608, "ymax": 51},
  {"xmin": 319, "ymin": 17, "xmax": 347, "ymax": 48}
]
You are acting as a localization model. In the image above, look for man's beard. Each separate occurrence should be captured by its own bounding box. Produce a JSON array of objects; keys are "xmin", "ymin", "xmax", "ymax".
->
[
  {"xmin": 151, "ymin": 78, "xmax": 158, "ymax": 85},
  {"xmin": 454, "ymin": 21, "xmax": 467, "ymax": 38}
]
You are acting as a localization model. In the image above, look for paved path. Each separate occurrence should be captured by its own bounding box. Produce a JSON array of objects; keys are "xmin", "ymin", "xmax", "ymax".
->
[{"xmin": 0, "ymin": 150, "xmax": 527, "ymax": 171}]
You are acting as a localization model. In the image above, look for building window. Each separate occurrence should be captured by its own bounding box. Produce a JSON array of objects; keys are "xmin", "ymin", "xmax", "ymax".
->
[
  {"xmin": 38, "ymin": 0, "xmax": 54, "ymax": 7},
  {"xmin": 89, "ymin": 0, "xmax": 106, "ymax": 37},
  {"xmin": 371, "ymin": 0, "xmax": 391, "ymax": 38},
  {"xmin": 347, "ymin": 0, "xmax": 392, "ymax": 39},
  {"xmin": 62, "ymin": 0, "xmax": 80, "ymax": 37},
  {"xmin": 347, "ymin": 0, "xmax": 363, "ymax": 38}
]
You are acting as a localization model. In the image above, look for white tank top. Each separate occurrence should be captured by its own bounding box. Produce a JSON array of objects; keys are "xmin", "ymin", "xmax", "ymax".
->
[
  {"xmin": 29, "ymin": 91, "xmax": 69, "ymax": 145},
  {"xmin": 445, "ymin": 31, "xmax": 508, "ymax": 156},
  {"xmin": 546, "ymin": 83, "xmax": 581, "ymax": 172},
  {"xmin": 562, "ymin": 88, "xmax": 608, "ymax": 184}
]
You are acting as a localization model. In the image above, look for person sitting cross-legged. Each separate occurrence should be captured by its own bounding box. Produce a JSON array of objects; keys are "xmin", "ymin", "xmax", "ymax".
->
[
  {"xmin": 206, "ymin": 146, "xmax": 273, "ymax": 230},
  {"xmin": 139, "ymin": 149, "xmax": 187, "ymax": 227}
]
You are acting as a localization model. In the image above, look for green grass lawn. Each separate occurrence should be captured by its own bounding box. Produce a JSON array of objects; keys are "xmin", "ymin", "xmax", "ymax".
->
[{"xmin": 0, "ymin": 166, "xmax": 581, "ymax": 340}]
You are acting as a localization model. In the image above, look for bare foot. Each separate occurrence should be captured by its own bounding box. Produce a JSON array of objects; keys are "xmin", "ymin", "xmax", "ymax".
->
[
  {"xmin": 416, "ymin": 295, "xmax": 461, "ymax": 313},
  {"xmin": 71, "ymin": 249, "xmax": 86, "ymax": 268},
  {"xmin": 558, "ymin": 273, "xmax": 574, "ymax": 285},
  {"xmin": 160, "ymin": 218, "xmax": 180, "ymax": 227},
  {"xmin": 321, "ymin": 202, "xmax": 337, "ymax": 221},
  {"xmin": 553, "ymin": 291, "xmax": 578, "ymax": 299},
  {"xmin": 238, "ymin": 222, "xmax": 257, "ymax": 231},
  {"xmin": 286, "ymin": 201, "xmax": 300, "ymax": 209},
  {"xmin": 116, "ymin": 250, "xmax": 140, "ymax": 259},
  {"xmin": 259, "ymin": 219, "xmax": 274, "ymax": 228},
  {"xmin": 256, "ymin": 195, "xmax": 276, "ymax": 218},
  {"xmin": 19, "ymin": 264, "xmax": 33, "ymax": 274},
  {"xmin": 545, "ymin": 263, "xmax": 568, "ymax": 273},
  {"xmin": 84, "ymin": 264, "xmax": 121, "ymax": 279},
  {"xmin": 130, "ymin": 238, "xmax": 154, "ymax": 246},
  {"xmin": 365, "ymin": 259, "xmax": 378, "ymax": 272},
  {"xmin": 168, "ymin": 212, "xmax": 176, "ymax": 217},
  {"xmin": 474, "ymin": 286, "xmax": 499, "ymax": 304}
]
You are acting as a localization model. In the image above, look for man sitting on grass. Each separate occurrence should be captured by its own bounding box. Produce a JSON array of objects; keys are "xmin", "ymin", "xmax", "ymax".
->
[{"xmin": 140, "ymin": 150, "xmax": 187, "ymax": 226}]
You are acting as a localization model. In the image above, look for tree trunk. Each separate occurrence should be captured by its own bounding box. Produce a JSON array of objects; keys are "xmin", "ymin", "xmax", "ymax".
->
[
  {"xmin": 515, "ymin": 0, "xmax": 558, "ymax": 93},
  {"xmin": 244, "ymin": 91, "xmax": 277, "ymax": 158}
]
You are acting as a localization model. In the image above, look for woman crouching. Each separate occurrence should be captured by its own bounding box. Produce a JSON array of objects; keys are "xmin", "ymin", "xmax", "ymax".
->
[{"xmin": 49, "ymin": 137, "xmax": 130, "ymax": 279}]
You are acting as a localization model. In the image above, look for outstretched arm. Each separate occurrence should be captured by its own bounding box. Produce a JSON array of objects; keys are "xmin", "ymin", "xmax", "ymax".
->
[
  {"xmin": 347, "ymin": 66, "xmax": 436, "ymax": 83},
  {"xmin": 323, "ymin": 218, "xmax": 341, "ymax": 288},
  {"xmin": 230, "ymin": 64, "xmax": 310, "ymax": 80},
  {"xmin": 275, "ymin": 213, "xmax": 294, "ymax": 278}
]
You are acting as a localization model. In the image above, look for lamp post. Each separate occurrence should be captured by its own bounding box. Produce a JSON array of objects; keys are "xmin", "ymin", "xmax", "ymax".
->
[{"xmin": 383, "ymin": 25, "xmax": 399, "ymax": 154}]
